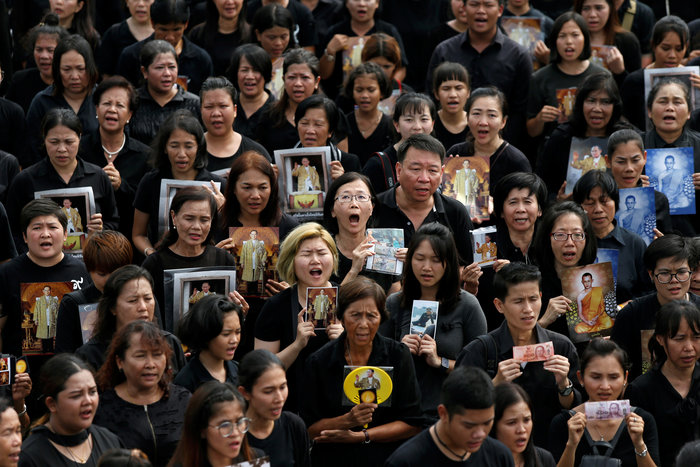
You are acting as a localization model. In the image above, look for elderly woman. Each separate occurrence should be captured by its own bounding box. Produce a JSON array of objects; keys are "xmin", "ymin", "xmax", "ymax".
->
[
  {"xmin": 572, "ymin": 170, "xmax": 653, "ymax": 304},
  {"xmin": 301, "ymin": 276, "xmax": 423, "ymax": 467},
  {"xmin": 80, "ymin": 76, "xmax": 151, "ymax": 239},
  {"xmin": 76, "ymin": 265, "xmax": 186, "ymax": 373},
  {"xmin": 19, "ymin": 354, "xmax": 122, "ymax": 466},
  {"xmin": 94, "ymin": 320, "xmax": 191, "ymax": 467},
  {"xmin": 254, "ymin": 223, "xmax": 343, "ymax": 413},
  {"xmin": 55, "ymin": 230, "xmax": 134, "ymax": 353}
]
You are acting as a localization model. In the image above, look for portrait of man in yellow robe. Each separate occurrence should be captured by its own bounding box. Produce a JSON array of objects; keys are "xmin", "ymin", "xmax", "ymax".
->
[
  {"xmin": 574, "ymin": 273, "xmax": 613, "ymax": 334},
  {"xmin": 454, "ymin": 159, "xmax": 479, "ymax": 216},
  {"xmin": 291, "ymin": 157, "xmax": 321, "ymax": 192},
  {"xmin": 61, "ymin": 198, "xmax": 83, "ymax": 233},
  {"xmin": 240, "ymin": 230, "xmax": 268, "ymax": 283},
  {"xmin": 34, "ymin": 285, "xmax": 59, "ymax": 339}
]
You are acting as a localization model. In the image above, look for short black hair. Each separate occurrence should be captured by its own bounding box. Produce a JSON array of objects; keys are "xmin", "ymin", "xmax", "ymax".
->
[
  {"xmin": 140, "ymin": 39, "xmax": 178, "ymax": 69},
  {"xmin": 20, "ymin": 199, "xmax": 67, "ymax": 234},
  {"xmin": 441, "ymin": 366, "xmax": 494, "ymax": 415},
  {"xmin": 643, "ymin": 234, "xmax": 694, "ymax": 271},
  {"xmin": 650, "ymin": 300, "xmax": 700, "ymax": 364},
  {"xmin": 608, "ymin": 128, "xmax": 644, "ymax": 157},
  {"xmin": 572, "ymin": 169, "xmax": 620, "ymax": 212},
  {"xmin": 392, "ymin": 92, "xmax": 436, "ymax": 124},
  {"xmin": 93, "ymin": 75, "xmax": 139, "ymax": 112},
  {"xmin": 343, "ymin": 61, "xmax": 392, "ymax": 101},
  {"xmin": 150, "ymin": 0, "xmax": 190, "ymax": 25},
  {"xmin": 397, "ymin": 133, "xmax": 445, "ymax": 164},
  {"xmin": 200, "ymin": 76, "xmax": 238, "ymax": 103},
  {"xmin": 651, "ymin": 15, "xmax": 689, "ymax": 57},
  {"xmin": 431, "ymin": 61, "xmax": 470, "ymax": 94},
  {"xmin": 52, "ymin": 34, "xmax": 98, "ymax": 97},
  {"xmin": 150, "ymin": 109, "xmax": 207, "ymax": 171},
  {"xmin": 493, "ymin": 262, "xmax": 542, "ymax": 301},
  {"xmin": 227, "ymin": 43, "xmax": 272, "ymax": 86},
  {"xmin": 337, "ymin": 276, "xmax": 388, "ymax": 323},
  {"xmin": 323, "ymin": 172, "xmax": 376, "ymax": 235},
  {"xmin": 531, "ymin": 201, "xmax": 597, "ymax": 269},
  {"xmin": 177, "ymin": 295, "xmax": 243, "ymax": 351},
  {"xmin": 676, "ymin": 440, "xmax": 700, "ymax": 467},
  {"xmin": 493, "ymin": 172, "xmax": 547, "ymax": 220},
  {"xmin": 568, "ymin": 72, "xmax": 622, "ymax": 137},
  {"xmin": 548, "ymin": 12, "xmax": 591, "ymax": 63},
  {"xmin": 295, "ymin": 95, "xmax": 339, "ymax": 138}
]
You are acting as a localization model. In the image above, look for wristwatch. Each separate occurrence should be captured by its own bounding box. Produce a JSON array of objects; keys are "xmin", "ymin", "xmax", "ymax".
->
[
  {"xmin": 558, "ymin": 380, "xmax": 574, "ymax": 396},
  {"xmin": 635, "ymin": 445, "xmax": 648, "ymax": 457},
  {"xmin": 441, "ymin": 357, "xmax": 450, "ymax": 372},
  {"xmin": 324, "ymin": 48, "xmax": 335, "ymax": 62}
]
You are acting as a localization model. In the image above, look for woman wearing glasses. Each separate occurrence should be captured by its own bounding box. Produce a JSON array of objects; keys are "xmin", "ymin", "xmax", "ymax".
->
[
  {"xmin": 238, "ymin": 349, "xmax": 311, "ymax": 467},
  {"xmin": 531, "ymin": 202, "xmax": 597, "ymax": 339},
  {"xmin": 169, "ymin": 381, "xmax": 261, "ymax": 467},
  {"xmin": 323, "ymin": 172, "xmax": 400, "ymax": 294},
  {"xmin": 611, "ymin": 235, "xmax": 700, "ymax": 380},
  {"xmin": 94, "ymin": 321, "xmax": 191, "ymax": 467}
]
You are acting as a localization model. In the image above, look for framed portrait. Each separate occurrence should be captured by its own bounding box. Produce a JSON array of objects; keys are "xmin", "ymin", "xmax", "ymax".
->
[
  {"xmin": 274, "ymin": 147, "xmax": 332, "ymax": 220},
  {"xmin": 34, "ymin": 187, "xmax": 96, "ymax": 257},
  {"xmin": 229, "ymin": 227, "xmax": 280, "ymax": 298},
  {"xmin": 616, "ymin": 187, "xmax": 656, "ymax": 245},
  {"xmin": 560, "ymin": 262, "xmax": 617, "ymax": 343},
  {"xmin": 157, "ymin": 179, "xmax": 222, "ymax": 240},
  {"xmin": 644, "ymin": 66, "xmax": 700, "ymax": 130},
  {"xmin": 646, "ymin": 147, "xmax": 695, "ymax": 215},
  {"xmin": 305, "ymin": 286, "xmax": 338, "ymax": 331},
  {"xmin": 164, "ymin": 266, "xmax": 237, "ymax": 332},
  {"xmin": 441, "ymin": 156, "xmax": 490, "ymax": 221},
  {"xmin": 20, "ymin": 281, "xmax": 74, "ymax": 355}
]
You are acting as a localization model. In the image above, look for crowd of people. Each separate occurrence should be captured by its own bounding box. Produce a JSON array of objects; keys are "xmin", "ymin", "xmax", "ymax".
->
[{"xmin": 0, "ymin": 0, "xmax": 699, "ymax": 465}]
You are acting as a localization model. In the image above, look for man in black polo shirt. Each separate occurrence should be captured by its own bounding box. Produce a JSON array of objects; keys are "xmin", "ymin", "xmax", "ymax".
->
[
  {"xmin": 385, "ymin": 366, "xmax": 514, "ymax": 466},
  {"xmin": 426, "ymin": 0, "xmax": 531, "ymax": 148},
  {"xmin": 374, "ymin": 134, "xmax": 474, "ymax": 266},
  {"xmin": 116, "ymin": 0, "xmax": 213, "ymax": 95}
]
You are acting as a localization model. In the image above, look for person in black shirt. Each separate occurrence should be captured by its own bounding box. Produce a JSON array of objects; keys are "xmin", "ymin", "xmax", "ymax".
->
[
  {"xmin": 239, "ymin": 349, "xmax": 311, "ymax": 467},
  {"xmin": 96, "ymin": 0, "xmax": 154, "ymax": 76},
  {"xmin": 432, "ymin": 62, "xmax": 470, "ymax": 152},
  {"xmin": 246, "ymin": 0, "xmax": 316, "ymax": 50},
  {"xmin": 0, "ymin": 63, "xmax": 27, "ymax": 166},
  {"xmin": 385, "ymin": 366, "xmax": 514, "ymax": 467}
]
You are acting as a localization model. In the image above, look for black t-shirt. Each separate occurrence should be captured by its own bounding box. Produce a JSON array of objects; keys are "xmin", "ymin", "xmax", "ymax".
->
[
  {"xmin": 96, "ymin": 21, "xmax": 138, "ymax": 76},
  {"xmin": 172, "ymin": 353, "xmax": 239, "ymax": 393},
  {"xmin": 234, "ymin": 92, "xmax": 276, "ymax": 139},
  {"xmin": 346, "ymin": 112, "xmax": 395, "ymax": 167},
  {"xmin": 434, "ymin": 117, "xmax": 469, "ymax": 154},
  {"xmin": 0, "ymin": 254, "xmax": 90, "ymax": 356},
  {"xmin": 189, "ymin": 24, "xmax": 248, "ymax": 76},
  {"xmin": 255, "ymin": 114, "xmax": 299, "ymax": 156},
  {"xmin": 141, "ymin": 245, "xmax": 235, "ymax": 331},
  {"xmin": 247, "ymin": 0, "xmax": 317, "ymax": 48},
  {"xmin": 247, "ymin": 412, "xmax": 311, "ymax": 467},
  {"xmin": 0, "ymin": 203, "xmax": 16, "ymax": 263},
  {"xmin": 385, "ymin": 430, "xmax": 514, "ymax": 467},
  {"xmin": 206, "ymin": 136, "xmax": 272, "ymax": 174},
  {"xmin": 54, "ymin": 282, "xmax": 101, "ymax": 354},
  {"xmin": 361, "ymin": 144, "xmax": 398, "ymax": 194},
  {"xmin": 0, "ymin": 98, "xmax": 27, "ymax": 163},
  {"xmin": 0, "ymin": 151, "xmax": 19, "ymax": 204},
  {"xmin": 19, "ymin": 424, "xmax": 122, "ymax": 467},
  {"xmin": 5, "ymin": 68, "xmax": 48, "ymax": 115}
]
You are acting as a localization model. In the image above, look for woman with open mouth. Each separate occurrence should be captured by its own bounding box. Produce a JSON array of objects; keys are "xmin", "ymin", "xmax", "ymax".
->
[
  {"xmin": 170, "ymin": 381, "xmax": 259, "ymax": 467},
  {"xmin": 0, "ymin": 398, "xmax": 21, "ymax": 467},
  {"xmin": 239, "ymin": 349, "xmax": 311, "ymax": 467},
  {"xmin": 550, "ymin": 338, "xmax": 659, "ymax": 466},
  {"xmin": 25, "ymin": 34, "xmax": 99, "ymax": 166},
  {"xmin": 538, "ymin": 72, "xmax": 632, "ymax": 201},
  {"xmin": 295, "ymin": 95, "xmax": 362, "ymax": 177},
  {"xmin": 492, "ymin": 383, "xmax": 556, "ymax": 467},
  {"xmin": 572, "ymin": 170, "xmax": 653, "ymax": 305},
  {"xmin": 141, "ymin": 186, "xmax": 234, "ymax": 324},
  {"xmin": 132, "ymin": 110, "xmax": 224, "ymax": 262},
  {"xmin": 97, "ymin": 0, "xmax": 155, "ymax": 77},
  {"xmin": 301, "ymin": 276, "xmax": 423, "ymax": 467},
  {"xmin": 19, "ymin": 354, "xmax": 122, "ymax": 466},
  {"xmin": 381, "ymin": 222, "xmax": 486, "ymax": 420},
  {"xmin": 526, "ymin": 12, "xmax": 608, "ymax": 148},
  {"xmin": 531, "ymin": 201, "xmax": 597, "ymax": 339},
  {"xmin": 447, "ymin": 86, "xmax": 531, "ymax": 223},
  {"xmin": 200, "ymin": 76, "xmax": 271, "ymax": 177},
  {"xmin": 432, "ymin": 61, "xmax": 470, "ymax": 151},
  {"xmin": 127, "ymin": 40, "xmax": 201, "ymax": 146},
  {"xmin": 94, "ymin": 320, "xmax": 191, "ymax": 467},
  {"xmin": 643, "ymin": 78, "xmax": 700, "ymax": 235},
  {"xmin": 622, "ymin": 16, "xmax": 700, "ymax": 131},
  {"xmin": 254, "ymin": 222, "xmax": 343, "ymax": 413},
  {"xmin": 175, "ymin": 295, "xmax": 245, "ymax": 393}
]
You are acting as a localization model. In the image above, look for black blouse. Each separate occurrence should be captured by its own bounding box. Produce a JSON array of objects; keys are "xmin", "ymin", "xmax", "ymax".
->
[
  {"xmin": 188, "ymin": 24, "xmax": 248, "ymax": 76},
  {"xmin": 172, "ymin": 353, "xmax": 239, "ymax": 393},
  {"xmin": 128, "ymin": 86, "xmax": 201, "ymax": 146},
  {"xmin": 433, "ymin": 116, "xmax": 469, "ymax": 152},
  {"xmin": 346, "ymin": 112, "xmax": 395, "ymax": 167},
  {"xmin": 54, "ymin": 282, "xmax": 101, "ymax": 354},
  {"xmin": 96, "ymin": 20, "xmax": 138, "ymax": 76},
  {"xmin": 234, "ymin": 92, "xmax": 276, "ymax": 140},
  {"xmin": 206, "ymin": 136, "xmax": 271, "ymax": 175},
  {"xmin": 5, "ymin": 67, "xmax": 48, "ymax": 115},
  {"xmin": 19, "ymin": 425, "xmax": 122, "ymax": 467}
]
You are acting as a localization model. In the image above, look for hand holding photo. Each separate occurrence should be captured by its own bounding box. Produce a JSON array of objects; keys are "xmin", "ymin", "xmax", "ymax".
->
[
  {"xmin": 565, "ymin": 137, "xmax": 608, "ymax": 194},
  {"xmin": 342, "ymin": 366, "xmax": 394, "ymax": 407},
  {"xmin": 274, "ymin": 147, "xmax": 332, "ymax": 221},
  {"xmin": 410, "ymin": 300, "xmax": 439, "ymax": 337},
  {"xmin": 512, "ymin": 341, "xmax": 554, "ymax": 362},
  {"xmin": 305, "ymin": 286, "xmax": 338, "ymax": 331},
  {"xmin": 557, "ymin": 87, "xmax": 577, "ymax": 123},
  {"xmin": 230, "ymin": 227, "xmax": 280, "ymax": 298},
  {"xmin": 35, "ymin": 187, "xmax": 96, "ymax": 256},
  {"xmin": 616, "ymin": 187, "xmax": 656, "ymax": 245},
  {"xmin": 472, "ymin": 226, "xmax": 497, "ymax": 267},
  {"xmin": 645, "ymin": 147, "xmax": 695, "ymax": 215},
  {"xmin": 584, "ymin": 400, "xmax": 631, "ymax": 420},
  {"xmin": 365, "ymin": 228, "xmax": 404, "ymax": 275},
  {"xmin": 589, "ymin": 45, "xmax": 615, "ymax": 70},
  {"xmin": 643, "ymin": 66, "xmax": 700, "ymax": 130},
  {"xmin": 441, "ymin": 156, "xmax": 490, "ymax": 221},
  {"xmin": 158, "ymin": 179, "xmax": 222, "ymax": 239}
]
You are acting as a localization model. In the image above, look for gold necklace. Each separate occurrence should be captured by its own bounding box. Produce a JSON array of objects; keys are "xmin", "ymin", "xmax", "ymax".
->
[{"xmin": 65, "ymin": 435, "xmax": 92, "ymax": 464}]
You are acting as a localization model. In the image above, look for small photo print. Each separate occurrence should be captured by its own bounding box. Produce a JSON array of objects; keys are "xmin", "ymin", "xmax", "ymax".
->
[
  {"xmin": 20, "ymin": 281, "xmax": 73, "ymax": 355},
  {"xmin": 616, "ymin": 187, "xmax": 656, "ymax": 245},
  {"xmin": 78, "ymin": 303, "xmax": 98, "ymax": 345},
  {"xmin": 410, "ymin": 300, "xmax": 439, "ymax": 337},
  {"xmin": 589, "ymin": 45, "xmax": 615, "ymax": 70},
  {"xmin": 342, "ymin": 36, "xmax": 365, "ymax": 83},
  {"xmin": 365, "ymin": 228, "xmax": 404, "ymax": 275},
  {"xmin": 305, "ymin": 286, "xmax": 338, "ymax": 331},
  {"xmin": 232, "ymin": 456, "xmax": 271, "ymax": 467},
  {"xmin": 501, "ymin": 17, "xmax": 544, "ymax": 69},
  {"xmin": 644, "ymin": 66, "xmax": 700, "ymax": 130},
  {"xmin": 561, "ymin": 262, "xmax": 617, "ymax": 343},
  {"xmin": 274, "ymin": 147, "xmax": 332, "ymax": 221},
  {"xmin": 442, "ymin": 156, "xmax": 490, "ymax": 221},
  {"xmin": 342, "ymin": 365, "xmax": 394, "ymax": 407},
  {"xmin": 0, "ymin": 357, "xmax": 10, "ymax": 386},
  {"xmin": 158, "ymin": 179, "xmax": 222, "ymax": 240},
  {"xmin": 268, "ymin": 57, "xmax": 285, "ymax": 101},
  {"xmin": 472, "ymin": 226, "xmax": 497, "ymax": 267},
  {"xmin": 557, "ymin": 87, "xmax": 577, "ymax": 123},
  {"xmin": 565, "ymin": 136, "xmax": 608, "ymax": 194},
  {"xmin": 646, "ymin": 147, "xmax": 696, "ymax": 215},
  {"xmin": 230, "ymin": 227, "xmax": 280, "ymax": 298},
  {"xmin": 35, "ymin": 187, "xmax": 96, "ymax": 257}
]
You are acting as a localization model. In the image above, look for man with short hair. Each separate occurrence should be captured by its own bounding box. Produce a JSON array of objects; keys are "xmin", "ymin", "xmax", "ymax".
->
[
  {"xmin": 116, "ymin": 0, "xmax": 214, "ymax": 94},
  {"xmin": 374, "ymin": 134, "xmax": 474, "ymax": 266},
  {"xmin": 426, "ymin": 0, "xmax": 532, "ymax": 148},
  {"xmin": 0, "ymin": 199, "xmax": 90, "ymax": 356},
  {"xmin": 611, "ymin": 234, "xmax": 700, "ymax": 380},
  {"xmin": 385, "ymin": 366, "xmax": 514, "ymax": 466}
]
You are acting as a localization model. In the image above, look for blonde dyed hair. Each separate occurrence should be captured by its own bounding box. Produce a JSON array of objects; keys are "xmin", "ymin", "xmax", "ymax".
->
[{"xmin": 277, "ymin": 223, "xmax": 338, "ymax": 284}]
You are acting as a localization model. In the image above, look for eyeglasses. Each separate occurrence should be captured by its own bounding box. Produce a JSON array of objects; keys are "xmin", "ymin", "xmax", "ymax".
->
[
  {"xmin": 551, "ymin": 232, "xmax": 586, "ymax": 242},
  {"xmin": 654, "ymin": 270, "xmax": 690, "ymax": 284},
  {"xmin": 209, "ymin": 417, "xmax": 251, "ymax": 437},
  {"xmin": 335, "ymin": 193, "xmax": 371, "ymax": 204}
]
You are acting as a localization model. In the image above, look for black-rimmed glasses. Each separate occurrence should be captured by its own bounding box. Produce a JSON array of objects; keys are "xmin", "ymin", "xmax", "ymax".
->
[{"xmin": 654, "ymin": 270, "xmax": 690, "ymax": 284}]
